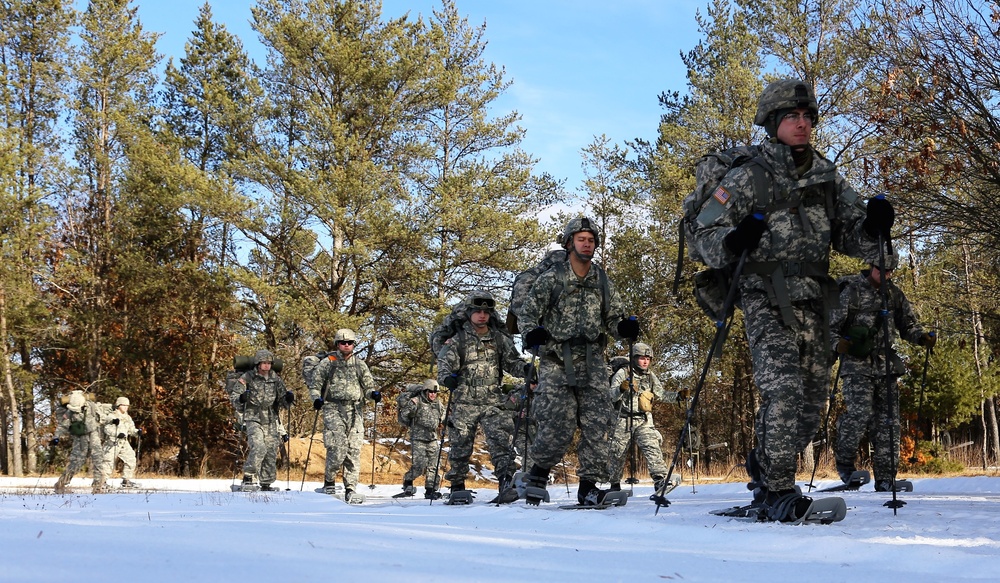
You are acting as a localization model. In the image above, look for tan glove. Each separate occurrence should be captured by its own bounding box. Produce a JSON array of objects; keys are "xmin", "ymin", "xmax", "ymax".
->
[
  {"xmin": 638, "ymin": 391, "xmax": 655, "ymax": 413},
  {"xmin": 620, "ymin": 380, "xmax": 632, "ymax": 392}
]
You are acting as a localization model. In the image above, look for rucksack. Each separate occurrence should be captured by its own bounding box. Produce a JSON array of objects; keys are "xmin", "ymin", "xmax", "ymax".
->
[
  {"xmin": 505, "ymin": 248, "xmax": 567, "ymax": 334},
  {"xmin": 301, "ymin": 352, "xmax": 331, "ymax": 389},
  {"xmin": 676, "ymin": 145, "xmax": 835, "ymax": 322},
  {"xmin": 396, "ymin": 383, "xmax": 423, "ymax": 426},
  {"xmin": 609, "ymin": 355, "xmax": 631, "ymax": 387}
]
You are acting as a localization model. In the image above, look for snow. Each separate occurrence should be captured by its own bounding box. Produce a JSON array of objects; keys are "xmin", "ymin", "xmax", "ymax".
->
[{"xmin": 3, "ymin": 475, "xmax": 1000, "ymax": 582}]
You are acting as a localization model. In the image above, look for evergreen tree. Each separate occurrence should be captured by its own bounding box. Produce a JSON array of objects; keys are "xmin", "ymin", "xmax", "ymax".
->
[{"xmin": 0, "ymin": 0, "xmax": 73, "ymax": 475}]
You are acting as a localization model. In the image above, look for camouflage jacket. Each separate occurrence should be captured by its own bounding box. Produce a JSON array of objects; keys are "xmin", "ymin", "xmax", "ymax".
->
[
  {"xmin": 437, "ymin": 321, "xmax": 525, "ymax": 406},
  {"xmin": 238, "ymin": 369, "xmax": 286, "ymax": 426},
  {"xmin": 610, "ymin": 366, "xmax": 669, "ymax": 416},
  {"xmin": 692, "ymin": 140, "xmax": 878, "ymax": 303},
  {"xmin": 102, "ymin": 410, "xmax": 138, "ymax": 443},
  {"xmin": 518, "ymin": 259, "xmax": 626, "ymax": 354},
  {"xmin": 398, "ymin": 393, "xmax": 445, "ymax": 442},
  {"xmin": 831, "ymin": 272, "xmax": 926, "ymax": 378},
  {"xmin": 308, "ymin": 351, "xmax": 376, "ymax": 404}
]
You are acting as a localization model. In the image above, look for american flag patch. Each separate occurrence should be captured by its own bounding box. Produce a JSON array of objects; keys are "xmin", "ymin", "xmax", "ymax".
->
[{"xmin": 712, "ymin": 186, "xmax": 731, "ymax": 205}]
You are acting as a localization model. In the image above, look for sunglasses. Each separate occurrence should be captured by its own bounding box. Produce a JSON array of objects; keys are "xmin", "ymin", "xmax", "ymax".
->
[{"xmin": 337, "ymin": 340, "xmax": 355, "ymax": 346}]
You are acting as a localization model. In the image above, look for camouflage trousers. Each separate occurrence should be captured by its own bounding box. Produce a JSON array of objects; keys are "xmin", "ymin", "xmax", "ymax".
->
[
  {"xmin": 60, "ymin": 430, "xmax": 106, "ymax": 484},
  {"xmin": 321, "ymin": 402, "xmax": 364, "ymax": 490},
  {"xmin": 102, "ymin": 438, "xmax": 137, "ymax": 480},
  {"xmin": 509, "ymin": 406, "xmax": 537, "ymax": 473},
  {"xmin": 835, "ymin": 374, "xmax": 900, "ymax": 482},
  {"xmin": 243, "ymin": 420, "xmax": 280, "ymax": 486},
  {"xmin": 607, "ymin": 414, "xmax": 667, "ymax": 484},
  {"xmin": 445, "ymin": 402, "xmax": 515, "ymax": 484},
  {"xmin": 529, "ymin": 357, "xmax": 614, "ymax": 483},
  {"xmin": 744, "ymin": 294, "xmax": 830, "ymax": 491},
  {"xmin": 403, "ymin": 438, "xmax": 442, "ymax": 489}
]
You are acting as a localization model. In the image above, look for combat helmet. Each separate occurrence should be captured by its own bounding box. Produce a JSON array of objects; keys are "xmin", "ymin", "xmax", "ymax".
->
[
  {"xmin": 253, "ymin": 349, "xmax": 274, "ymax": 365},
  {"xmin": 560, "ymin": 216, "xmax": 602, "ymax": 249},
  {"xmin": 754, "ymin": 79, "xmax": 819, "ymax": 138},
  {"xmin": 870, "ymin": 252, "xmax": 899, "ymax": 271},
  {"xmin": 115, "ymin": 396, "xmax": 130, "ymax": 408},
  {"xmin": 422, "ymin": 379, "xmax": 439, "ymax": 393},
  {"xmin": 334, "ymin": 329, "xmax": 357, "ymax": 343},
  {"xmin": 631, "ymin": 343, "xmax": 654, "ymax": 359},
  {"xmin": 67, "ymin": 390, "xmax": 86, "ymax": 413},
  {"xmin": 465, "ymin": 290, "xmax": 496, "ymax": 313}
]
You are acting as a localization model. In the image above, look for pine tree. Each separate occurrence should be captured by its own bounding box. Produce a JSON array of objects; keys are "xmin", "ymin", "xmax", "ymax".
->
[{"xmin": 0, "ymin": 0, "xmax": 73, "ymax": 475}]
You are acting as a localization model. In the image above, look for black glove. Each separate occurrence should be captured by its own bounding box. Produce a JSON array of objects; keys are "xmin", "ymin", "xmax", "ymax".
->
[
  {"xmin": 51, "ymin": 438, "xmax": 59, "ymax": 446},
  {"xmin": 371, "ymin": 391, "xmax": 382, "ymax": 403},
  {"xmin": 919, "ymin": 332, "xmax": 937, "ymax": 349},
  {"xmin": 117, "ymin": 433, "xmax": 126, "ymax": 439},
  {"xmin": 282, "ymin": 434, "xmax": 289, "ymax": 443},
  {"xmin": 524, "ymin": 326, "xmax": 550, "ymax": 348},
  {"xmin": 441, "ymin": 374, "xmax": 459, "ymax": 390},
  {"xmin": 111, "ymin": 418, "xmax": 120, "ymax": 425},
  {"xmin": 284, "ymin": 391, "xmax": 295, "ymax": 404},
  {"xmin": 723, "ymin": 213, "xmax": 767, "ymax": 255},
  {"xmin": 617, "ymin": 316, "xmax": 640, "ymax": 340},
  {"xmin": 313, "ymin": 398, "xmax": 324, "ymax": 410},
  {"xmin": 238, "ymin": 392, "xmax": 248, "ymax": 404},
  {"xmin": 136, "ymin": 428, "xmax": 142, "ymax": 434},
  {"xmin": 863, "ymin": 196, "xmax": 894, "ymax": 239}
]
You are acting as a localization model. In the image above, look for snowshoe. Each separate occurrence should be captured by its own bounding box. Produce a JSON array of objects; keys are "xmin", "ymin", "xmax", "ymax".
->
[
  {"xmin": 489, "ymin": 474, "xmax": 521, "ymax": 504},
  {"xmin": 393, "ymin": 484, "xmax": 417, "ymax": 498},
  {"xmin": 120, "ymin": 479, "xmax": 142, "ymax": 489},
  {"xmin": 817, "ymin": 470, "xmax": 871, "ymax": 492},
  {"xmin": 232, "ymin": 483, "xmax": 261, "ymax": 493},
  {"xmin": 710, "ymin": 503, "xmax": 758, "ymax": 518},
  {"xmin": 445, "ymin": 489, "xmax": 475, "ymax": 505},
  {"xmin": 760, "ymin": 490, "xmax": 847, "ymax": 525},
  {"xmin": 875, "ymin": 479, "xmax": 913, "ymax": 492},
  {"xmin": 424, "ymin": 489, "xmax": 443, "ymax": 500},
  {"xmin": 343, "ymin": 489, "xmax": 365, "ymax": 504}
]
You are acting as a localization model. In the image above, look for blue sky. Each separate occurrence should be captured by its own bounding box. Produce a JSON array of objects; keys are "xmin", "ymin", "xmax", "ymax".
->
[{"xmin": 131, "ymin": 0, "xmax": 705, "ymax": 193}]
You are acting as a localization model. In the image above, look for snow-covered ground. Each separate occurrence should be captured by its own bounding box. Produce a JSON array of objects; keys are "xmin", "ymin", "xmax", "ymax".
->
[{"xmin": 2, "ymin": 475, "xmax": 999, "ymax": 582}]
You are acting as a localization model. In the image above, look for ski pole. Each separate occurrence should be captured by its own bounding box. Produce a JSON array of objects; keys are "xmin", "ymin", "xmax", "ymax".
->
[
  {"xmin": 876, "ymin": 229, "xmax": 905, "ymax": 513},
  {"xmin": 910, "ymin": 343, "xmax": 933, "ymax": 462},
  {"xmin": 286, "ymin": 404, "xmax": 292, "ymax": 491},
  {"xmin": 807, "ymin": 354, "xmax": 843, "ymax": 492},
  {"xmin": 653, "ymin": 248, "xmax": 750, "ymax": 514},
  {"xmin": 625, "ymin": 339, "xmax": 638, "ymax": 492},
  {"xmin": 428, "ymin": 385, "xmax": 457, "ymax": 506},
  {"xmin": 369, "ymin": 397, "xmax": 379, "ymax": 490},
  {"xmin": 299, "ymin": 390, "xmax": 325, "ymax": 492},
  {"xmin": 497, "ymin": 348, "xmax": 538, "ymax": 503}
]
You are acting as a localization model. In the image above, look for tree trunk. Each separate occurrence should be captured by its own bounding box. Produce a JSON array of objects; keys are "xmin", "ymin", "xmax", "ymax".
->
[
  {"xmin": 985, "ymin": 396, "xmax": 1000, "ymax": 465},
  {"xmin": 0, "ymin": 287, "xmax": 24, "ymax": 476}
]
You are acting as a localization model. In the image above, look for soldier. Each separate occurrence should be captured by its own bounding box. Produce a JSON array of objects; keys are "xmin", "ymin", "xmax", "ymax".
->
[
  {"xmin": 607, "ymin": 343, "xmax": 680, "ymax": 492},
  {"xmin": 831, "ymin": 254, "xmax": 936, "ymax": 491},
  {"xmin": 235, "ymin": 349, "xmax": 294, "ymax": 492},
  {"xmin": 102, "ymin": 396, "xmax": 141, "ymax": 488},
  {"xmin": 689, "ymin": 79, "xmax": 892, "ymax": 521},
  {"xmin": 52, "ymin": 390, "xmax": 112, "ymax": 494},
  {"xmin": 308, "ymin": 328, "xmax": 379, "ymax": 502},
  {"xmin": 519, "ymin": 216, "xmax": 637, "ymax": 506},
  {"xmin": 437, "ymin": 290, "xmax": 527, "ymax": 503},
  {"xmin": 396, "ymin": 379, "xmax": 446, "ymax": 500}
]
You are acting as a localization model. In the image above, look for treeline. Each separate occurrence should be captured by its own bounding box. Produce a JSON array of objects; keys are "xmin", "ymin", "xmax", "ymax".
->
[{"xmin": 1, "ymin": 0, "xmax": 998, "ymax": 478}]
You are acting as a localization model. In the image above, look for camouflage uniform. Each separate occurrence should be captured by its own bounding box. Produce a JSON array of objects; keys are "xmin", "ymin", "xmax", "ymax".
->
[
  {"xmin": 437, "ymin": 320, "xmax": 526, "ymax": 486},
  {"xmin": 53, "ymin": 391, "xmax": 112, "ymax": 493},
  {"xmin": 308, "ymin": 348, "xmax": 377, "ymax": 493},
  {"xmin": 399, "ymin": 385, "xmax": 446, "ymax": 490},
  {"xmin": 518, "ymin": 259, "xmax": 626, "ymax": 485},
  {"xmin": 101, "ymin": 400, "xmax": 139, "ymax": 484},
  {"xmin": 237, "ymin": 365, "xmax": 288, "ymax": 488},
  {"xmin": 607, "ymin": 363, "xmax": 671, "ymax": 485},
  {"xmin": 692, "ymin": 138, "xmax": 877, "ymax": 492},
  {"xmin": 831, "ymin": 270, "xmax": 928, "ymax": 484},
  {"xmin": 495, "ymin": 384, "xmax": 537, "ymax": 472}
]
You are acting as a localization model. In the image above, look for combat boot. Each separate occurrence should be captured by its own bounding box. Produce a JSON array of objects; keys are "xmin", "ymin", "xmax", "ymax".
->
[
  {"xmin": 522, "ymin": 465, "xmax": 550, "ymax": 506},
  {"xmin": 53, "ymin": 475, "xmax": 69, "ymax": 494}
]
